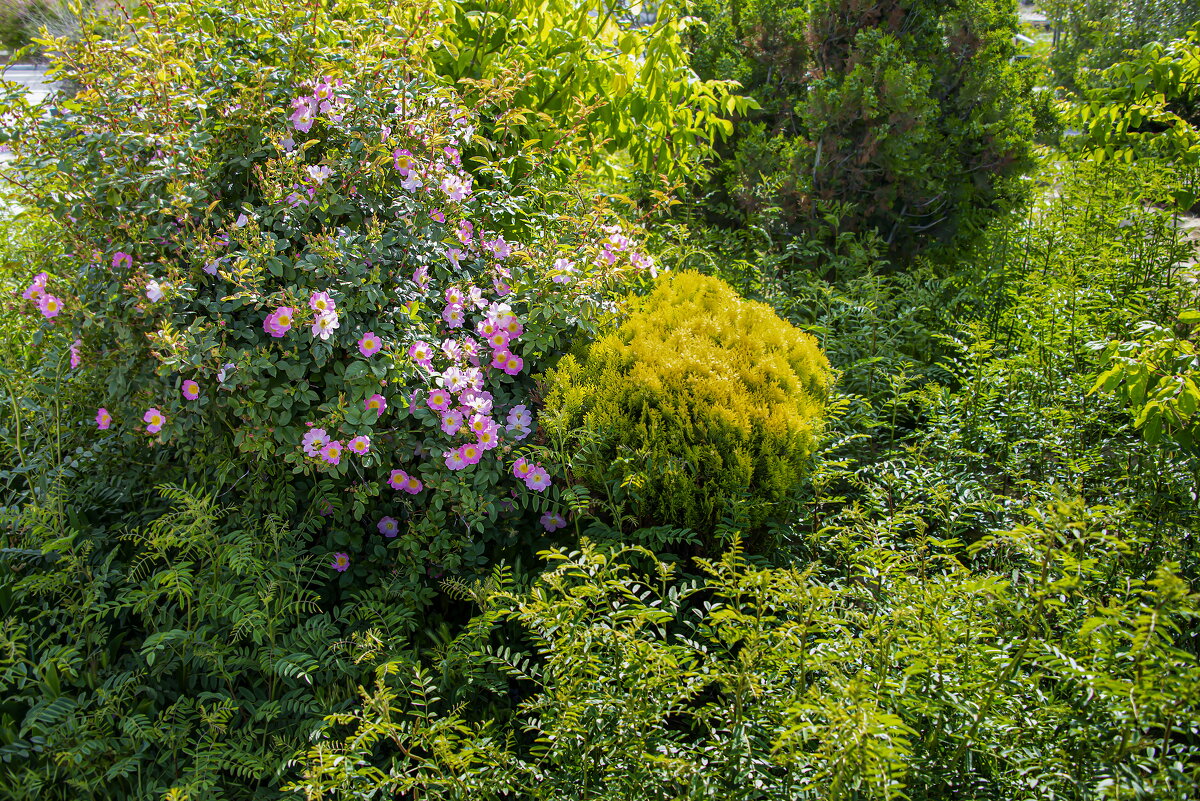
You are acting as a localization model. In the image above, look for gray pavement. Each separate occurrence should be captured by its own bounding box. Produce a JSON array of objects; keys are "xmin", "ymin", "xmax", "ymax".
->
[
  {"xmin": 0, "ymin": 65, "xmax": 52, "ymax": 208},
  {"xmin": 2, "ymin": 64, "xmax": 53, "ymax": 105}
]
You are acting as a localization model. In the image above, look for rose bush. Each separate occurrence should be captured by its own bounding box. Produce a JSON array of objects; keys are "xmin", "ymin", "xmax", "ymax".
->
[{"xmin": 0, "ymin": 0, "xmax": 658, "ymax": 609}]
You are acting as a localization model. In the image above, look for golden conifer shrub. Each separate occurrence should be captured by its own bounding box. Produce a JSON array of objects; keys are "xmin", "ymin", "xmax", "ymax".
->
[{"xmin": 541, "ymin": 271, "xmax": 832, "ymax": 545}]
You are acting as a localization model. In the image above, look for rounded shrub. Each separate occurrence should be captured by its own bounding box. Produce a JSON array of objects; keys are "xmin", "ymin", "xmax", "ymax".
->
[{"xmin": 541, "ymin": 271, "xmax": 831, "ymax": 543}]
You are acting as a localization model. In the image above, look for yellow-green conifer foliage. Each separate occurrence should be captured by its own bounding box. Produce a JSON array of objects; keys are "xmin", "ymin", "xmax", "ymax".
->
[{"xmin": 542, "ymin": 272, "xmax": 832, "ymax": 543}]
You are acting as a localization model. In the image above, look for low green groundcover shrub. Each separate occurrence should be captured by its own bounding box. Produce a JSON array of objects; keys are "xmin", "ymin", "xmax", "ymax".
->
[
  {"xmin": 542, "ymin": 271, "xmax": 831, "ymax": 544},
  {"xmin": 292, "ymin": 502, "xmax": 1200, "ymax": 800}
]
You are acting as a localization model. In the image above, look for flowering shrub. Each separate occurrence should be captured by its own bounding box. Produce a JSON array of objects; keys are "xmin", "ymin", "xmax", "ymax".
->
[
  {"xmin": 541, "ymin": 271, "xmax": 831, "ymax": 543},
  {"xmin": 1, "ymin": 0, "xmax": 657, "ymax": 597}
]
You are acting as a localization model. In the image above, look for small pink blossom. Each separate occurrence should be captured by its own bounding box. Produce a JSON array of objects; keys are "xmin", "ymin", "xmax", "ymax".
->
[
  {"xmin": 392, "ymin": 148, "xmax": 416, "ymax": 175},
  {"xmin": 487, "ymin": 331, "xmax": 510, "ymax": 351},
  {"xmin": 38, "ymin": 294, "xmax": 62, "ymax": 319},
  {"xmin": 320, "ymin": 440, "xmax": 344, "ymax": 465},
  {"xmin": 456, "ymin": 219, "xmax": 474, "ymax": 244},
  {"xmin": 181, "ymin": 379, "xmax": 200, "ymax": 400},
  {"xmin": 551, "ymin": 258, "xmax": 577, "ymax": 283},
  {"xmin": 430, "ymin": 208, "xmax": 445, "ymax": 223},
  {"xmin": 512, "ymin": 458, "xmax": 533, "ymax": 480},
  {"xmin": 143, "ymin": 407, "xmax": 166, "ymax": 434},
  {"xmin": 309, "ymin": 291, "xmax": 336, "ymax": 314},
  {"xmin": 331, "ymin": 552, "xmax": 350, "ymax": 572},
  {"xmin": 264, "ymin": 306, "xmax": 294, "ymax": 338},
  {"xmin": 365, "ymin": 394, "xmax": 387, "ymax": 415},
  {"xmin": 358, "ymin": 332, "xmax": 383, "ymax": 357},
  {"xmin": 378, "ymin": 516, "xmax": 399, "ymax": 537},
  {"xmin": 501, "ymin": 352, "xmax": 524, "ymax": 376},
  {"xmin": 441, "ymin": 366, "xmax": 469, "ymax": 393},
  {"xmin": 22, "ymin": 272, "xmax": 47, "ymax": 300},
  {"xmin": 484, "ymin": 236, "xmax": 511, "ymax": 260},
  {"xmin": 96, "ymin": 407, "xmax": 112, "ymax": 430},
  {"xmin": 461, "ymin": 389, "xmax": 493, "ymax": 415},
  {"xmin": 444, "ymin": 448, "xmax": 468, "ymax": 470},
  {"xmin": 70, "ymin": 339, "xmax": 81, "ymax": 369},
  {"xmin": 409, "ymin": 341, "xmax": 433, "ymax": 369},
  {"xmin": 302, "ymin": 427, "xmax": 329, "ymax": 457},
  {"xmin": 468, "ymin": 414, "xmax": 496, "ymax": 437},
  {"xmin": 291, "ymin": 96, "xmax": 317, "ymax": 133},
  {"xmin": 442, "ymin": 303, "xmax": 465, "ymax": 328},
  {"xmin": 507, "ymin": 405, "xmax": 532, "ymax": 429},
  {"xmin": 311, "ymin": 311, "xmax": 340, "ymax": 340},
  {"xmin": 477, "ymin": 428, "xmax": 499, "ymax": 450},
  {"xmin": 426, "ymin": 388, "xmax": 452, "ymax": 412},
  {"xmin": 631, "ymin": 251, "xmax": 658, "ymax": 277},
  {"xmin": 525, "ymin": 467, "xmax": 551, "ymax": 492},
  {"xmin": 540, "ymin": 511, "xmax": 567, "ymax": 532},
  {"xmin": 440, "ymin": 409, "xmax": 464, "ymax": 435},
  {"xmin": 461, "ymin": 442, "xmax": 482, "ymax": 465},
  {"xmin": 113, "ymin": 252, "xmax": 133, "ymax": 271},
  {"xmin": 305, "ymin": 165, "xmax": 333, "ymax": 186},
  {"xmin": 500, "ymin": 317, "xmax": 523, "ymax": 339},
  {"xmin": 402, "ymin": 475, "xmax": 423, "ymax": 495},
  {"xmin": 412, "ymin": 265, "xmax": 431, "ymax": 290},
  {"xmin": 388, "ymin": 469, "xmax": 408, "ymax": 490},
  {"xmin": 441, "ymin": 338, "xmax": 464, "ymax": 361},
  {"xmin": 440, "ymin": 174, "xmax": 472, "ymax": 202},
  {"xmin": 348, "ymin": 435, "xmax": 371, "ymax": 455}
]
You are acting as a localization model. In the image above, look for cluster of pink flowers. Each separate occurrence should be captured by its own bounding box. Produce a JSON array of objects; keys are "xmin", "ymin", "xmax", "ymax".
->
[
  {"xmin": 301, "ymin": 426, "xmax": 370, "ymax": 467},
  {"xmin": 310, "ymin": 291, "xmax": 340, "ymax": 340},
  {"xmin": 264, "ymin": 291, "xmax": 347, "ymax": 342},
  {"xmin": 387, "ymin": 468, "xmax": 423, "ymax": 494},
  {"xmin": 512, "ymin": 457, "xmax": 551, "ymax": 492},
  {"xmin": 390, "ymin": 133, "xmax": 474, "ymax": 202},
  {"xmin": 23, "ymin": 272, "xmax": 64, "ymax": 319},
  {"xmin": 290, "ymin": 76, "xmax": 347, "ymax": 134}
]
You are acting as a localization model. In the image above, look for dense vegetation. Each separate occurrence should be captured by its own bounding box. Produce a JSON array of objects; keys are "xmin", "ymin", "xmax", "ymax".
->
[{"xmin": 0, "ymin": 1, "xmax": 1197, "ymax": 799}]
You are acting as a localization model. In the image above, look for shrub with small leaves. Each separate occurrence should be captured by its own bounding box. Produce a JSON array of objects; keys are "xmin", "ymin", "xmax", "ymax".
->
[{"xmin": 541, "ymin": 271, "xmax": 831, "ymax": 544}]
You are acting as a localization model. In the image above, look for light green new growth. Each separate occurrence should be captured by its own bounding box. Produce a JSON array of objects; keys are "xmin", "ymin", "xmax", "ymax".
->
[{"xmin": 543, "ymin": 271, "xmax": 832, "ymax": 540}]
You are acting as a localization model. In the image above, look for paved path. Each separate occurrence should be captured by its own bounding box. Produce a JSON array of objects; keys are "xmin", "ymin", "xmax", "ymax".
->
[
  {"xmin": 2, "ymin": 64, "xmax": 53, "ymax": 105},
  {"xmin": 0, "ymin": 66, "xmax": 52, "ymax": 209}
]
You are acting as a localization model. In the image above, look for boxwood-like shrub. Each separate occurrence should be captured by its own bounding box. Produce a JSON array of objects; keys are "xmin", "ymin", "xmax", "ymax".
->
[{"xmin": 541, "ymin": 271, "xmax": 831, "ymax": 544}]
